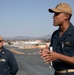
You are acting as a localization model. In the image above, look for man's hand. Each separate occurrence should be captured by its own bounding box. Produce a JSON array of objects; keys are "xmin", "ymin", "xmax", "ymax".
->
[
  {"xmin": 41, "ymin": 51, "xmax": 59, "ymax": 64},
  {"xmin": 39, "ymin": 44, "xmax": 49, "ymax": 56},
  {"xmin": 39, "ymin": 45, "xmax": 60, "ymax": 64}
]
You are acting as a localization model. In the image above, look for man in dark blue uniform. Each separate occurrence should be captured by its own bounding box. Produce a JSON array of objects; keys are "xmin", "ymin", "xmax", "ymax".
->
[
  {"xmin": 39, "ymin": 3, "xmax": 74, "ymax": 75},
  {"xmin": 0, "ymin": 36, "xmax": 19, "ymax": 75}
]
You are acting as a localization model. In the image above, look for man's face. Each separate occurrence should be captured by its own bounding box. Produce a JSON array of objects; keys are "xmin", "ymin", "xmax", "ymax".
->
[
  {"xmin": 53, "ymin": 12, "xmax": 67, "ymax": 26},
  {"xmin": 0, "ymin": 40, "xmax": 4, "ymax": 49}
]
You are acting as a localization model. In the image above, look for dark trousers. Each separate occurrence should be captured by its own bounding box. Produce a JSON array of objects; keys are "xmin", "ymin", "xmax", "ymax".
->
[{"xmin": 54, "ymin": 72, "xmax": 74, "ymax": 75}]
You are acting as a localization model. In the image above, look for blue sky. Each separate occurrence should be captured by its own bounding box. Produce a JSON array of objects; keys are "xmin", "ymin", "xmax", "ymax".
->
[{"xmin": 0, "ymin": 0, "xmax": 74, "ymax": 37}]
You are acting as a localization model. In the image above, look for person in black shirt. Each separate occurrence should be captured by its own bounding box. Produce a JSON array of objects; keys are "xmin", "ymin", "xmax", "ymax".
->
[{"xmin": 39, "ymin": 3, "xmax": 74, "ymax": 75}]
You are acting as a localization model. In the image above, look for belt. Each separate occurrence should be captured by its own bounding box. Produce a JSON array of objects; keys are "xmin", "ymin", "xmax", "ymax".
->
[{"xmin": 56, "ymin": 69, "xmax": 74, "ymax": 74}]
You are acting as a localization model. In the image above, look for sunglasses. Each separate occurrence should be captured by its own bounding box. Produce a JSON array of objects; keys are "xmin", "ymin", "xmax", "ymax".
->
[{"xmin": 0, "ymin": 40, "xmax": 3, "ymax": 43}]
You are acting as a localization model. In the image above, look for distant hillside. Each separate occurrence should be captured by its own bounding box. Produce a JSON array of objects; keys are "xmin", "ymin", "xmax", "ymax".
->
[
  {"xmin": 3, "ymin": 36, "xmax": 37, "ymax": 40},
  {"xmin": 40, "ymin": 34, "xmax": 51, "ymax": 39},
  {"xmin": 3, "ymin": 34, "xmax": 51, "ymax": 41}
]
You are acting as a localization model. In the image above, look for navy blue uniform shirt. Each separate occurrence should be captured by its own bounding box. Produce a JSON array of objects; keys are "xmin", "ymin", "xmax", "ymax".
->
[
  {"xmin": 50, "ymin": 23, "xmax": 74, "ymax": 71},
  {"xmin": 0, "ymin": 46, "xmax": 19, "ymax": 75}
]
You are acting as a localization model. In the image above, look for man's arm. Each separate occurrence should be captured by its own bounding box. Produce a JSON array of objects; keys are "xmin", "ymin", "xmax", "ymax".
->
[
  {"xmin": 41, "ymin": 51, "xmax": 74, "ymax": 65},
  {"xmin": 58, "ymin": 53, "xmax": 74, "ymax": 65}
]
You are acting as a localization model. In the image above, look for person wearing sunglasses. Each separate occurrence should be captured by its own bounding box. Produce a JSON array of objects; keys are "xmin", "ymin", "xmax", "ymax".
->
[
  {"xmin": 39, "ymin": 3, "xmax": 74, "ymax": 75},
  {"xmin": 0, "ymin": 36, "xmax": 19, "ymax": 75}
]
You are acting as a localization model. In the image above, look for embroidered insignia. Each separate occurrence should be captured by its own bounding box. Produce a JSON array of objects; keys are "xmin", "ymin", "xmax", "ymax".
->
[
  {"xmin": 2, "ymin": 52, "xmax": 4, "ymax": 54},
  {"xmin": 64, "ymin": 41, "xmax": 72, "ymax": 46},
  {"xmin": 0, "ymin": 59, "xmax": 6, "ymax": 62}
]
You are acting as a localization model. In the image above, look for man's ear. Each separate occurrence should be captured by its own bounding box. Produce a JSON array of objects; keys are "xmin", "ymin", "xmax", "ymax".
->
[{"xmin": 65, "ymin": 13, "xmax": 70, "ymax": 20}]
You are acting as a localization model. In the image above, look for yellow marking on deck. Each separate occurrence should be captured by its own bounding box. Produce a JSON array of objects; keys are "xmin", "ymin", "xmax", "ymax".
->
[{"xmin": 10, "ymin": 49, "xmax": 24, "ymax": 55}]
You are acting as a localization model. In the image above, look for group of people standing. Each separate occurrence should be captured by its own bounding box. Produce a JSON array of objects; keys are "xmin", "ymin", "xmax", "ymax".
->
[{"xmin": 0, "ymin": 2, "xmax": 74, "ymax": 75}]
